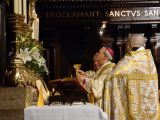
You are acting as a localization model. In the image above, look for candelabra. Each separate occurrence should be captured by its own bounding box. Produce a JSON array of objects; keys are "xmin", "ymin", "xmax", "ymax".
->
[{"xmin": 4, "ymin": 14, "xmax": 35, "ymax": 87}]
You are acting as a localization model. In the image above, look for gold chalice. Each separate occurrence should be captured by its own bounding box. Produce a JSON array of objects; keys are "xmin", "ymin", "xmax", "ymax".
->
[{"xmin": 73, "ymin": 64, "xmax": 81, "ymax": 77}]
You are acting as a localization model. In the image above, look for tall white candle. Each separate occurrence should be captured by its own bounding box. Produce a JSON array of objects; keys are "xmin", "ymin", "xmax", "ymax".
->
[
  {"xmin": 18, "ymin": 0, "xmax": 22, "ymax": 14},
  {"xmin": 14, "ymin": 0, "xmax": 18, "ymax": 14},
  {"xmin": 23, "ymin": 0, "xmax": 27, "ymax": 23},
  {"xmin": 34, "ymin": 18, "xmax": 39, "ymax": 40}
]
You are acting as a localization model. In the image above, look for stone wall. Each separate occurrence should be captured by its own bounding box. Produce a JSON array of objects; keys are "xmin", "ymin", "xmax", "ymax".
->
[{"xmin": 0, "ymin": 87, "xmax": 34, "ymax": 120}]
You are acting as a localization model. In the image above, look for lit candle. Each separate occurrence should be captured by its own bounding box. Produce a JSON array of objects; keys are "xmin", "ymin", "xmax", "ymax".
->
[
  {"xmin": 23, "ymin": 0, "xmax": 27, "ymax": 23},
  {"xmin": 18, "ymin": 0, "xmax": 22, "ymax": 14},
  {"xmin": 14, "ymin": 0, "xmax": 18, "ymax": 14}
]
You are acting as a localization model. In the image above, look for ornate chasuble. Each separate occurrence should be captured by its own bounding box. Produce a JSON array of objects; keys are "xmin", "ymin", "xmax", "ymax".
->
[{"xmin": 103, "ymin": 49, "xmax": 159, "ymax": 120}]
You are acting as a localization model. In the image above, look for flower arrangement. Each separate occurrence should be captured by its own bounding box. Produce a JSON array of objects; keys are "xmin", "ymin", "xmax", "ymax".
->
[{"xmin": 15, "ymin": 33, "xmax": 49, "ymax": 76}]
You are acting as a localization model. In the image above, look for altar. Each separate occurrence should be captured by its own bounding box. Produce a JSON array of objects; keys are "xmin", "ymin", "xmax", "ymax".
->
[{"xmin": 24, "ymin": 103, "xmax": 107, "ymax": 120}]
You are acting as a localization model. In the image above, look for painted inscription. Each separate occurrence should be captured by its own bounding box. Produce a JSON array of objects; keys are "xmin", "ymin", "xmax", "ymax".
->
[
  {"xmin": 46, "ymin": 7, "xmax": 160, "ymax": 19},
  {"xmin": 107, "ymin": 9, "xmax": 159, "ymax": 17}
]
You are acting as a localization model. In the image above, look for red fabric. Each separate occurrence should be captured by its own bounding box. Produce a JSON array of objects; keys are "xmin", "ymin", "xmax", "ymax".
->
[{"xmin": 106, "ymin": 48, "xmax": 114, "ymax": 58}]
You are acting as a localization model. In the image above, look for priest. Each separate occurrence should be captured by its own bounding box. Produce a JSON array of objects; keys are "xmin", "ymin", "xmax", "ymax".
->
[
  {"xmin": 104, "ymin": 34, "xmax": 159, "ymax": 120},
  {"xmin": 78, "ymin": 47, "xmax": 115, "ymax": 110}
]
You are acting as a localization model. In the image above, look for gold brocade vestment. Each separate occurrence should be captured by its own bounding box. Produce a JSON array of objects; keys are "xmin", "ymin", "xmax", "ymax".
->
[{"xmin": 103, "ymin": 49, "xmax": 159, "ymax": 120}]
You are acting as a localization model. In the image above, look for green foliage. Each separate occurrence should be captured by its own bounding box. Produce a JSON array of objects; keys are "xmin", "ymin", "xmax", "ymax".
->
[{"xmin": 16, "ymin": 34, "xmax": 49, "ymax": 76}]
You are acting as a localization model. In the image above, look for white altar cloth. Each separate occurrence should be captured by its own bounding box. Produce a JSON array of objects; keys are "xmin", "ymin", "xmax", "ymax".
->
[{"xmin": 24, "ymin": 103, "xmax": 107, "ymax": 120}]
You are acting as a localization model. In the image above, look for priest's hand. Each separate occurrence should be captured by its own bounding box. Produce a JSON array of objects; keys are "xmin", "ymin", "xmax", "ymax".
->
[{"xmin": 77, "ymin": 70, "xmax": 87, "ymax": 77}]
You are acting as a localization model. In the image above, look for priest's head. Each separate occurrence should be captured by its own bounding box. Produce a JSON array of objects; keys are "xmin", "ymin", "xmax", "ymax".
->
[
  {"xmin": 93, "ymin": 47, "xmax": 114, "ymax": 70},
  {"xmin": 126, "ymin": 34, "xmax": 145, "ymax": 53}
]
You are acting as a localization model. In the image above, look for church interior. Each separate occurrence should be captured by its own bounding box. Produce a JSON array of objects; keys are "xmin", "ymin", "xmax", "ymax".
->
[{"xmin": 0, "ymin": 0, "xmax": 160, "ymax": 120}]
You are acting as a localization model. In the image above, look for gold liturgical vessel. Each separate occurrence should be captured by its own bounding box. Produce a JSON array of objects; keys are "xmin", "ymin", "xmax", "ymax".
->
[{"xmin": 73, "ymin": 64, "xmax": 81, "ymax": 77}]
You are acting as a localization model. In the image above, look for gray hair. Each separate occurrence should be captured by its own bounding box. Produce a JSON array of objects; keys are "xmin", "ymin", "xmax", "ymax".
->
[{"xmin": 128, "ymin": 34, "xmax": 145, "ymax": 48}]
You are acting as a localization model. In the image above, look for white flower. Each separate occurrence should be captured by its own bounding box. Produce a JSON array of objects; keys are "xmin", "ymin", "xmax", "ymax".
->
[
  {"xmin": 30, "ymin": 46, "xmax": 40, "ymax": 60},
  {"xmin": 30, "ymin": 46, "xmax": 48, "ymax": 74},
  {"xmin": 37, "ymin": 57, "xmax": 46, "ymax": 65},
  {"xmin": 16, "ymin": 34, "xmax": 49, "ymax": 75},
  {"xmin": 17, "ymin": 48, "xmax": 32, "ymax": 63},
  {"xmin": 32, "ymin": 51, "xmax": 40, "ymax": 60}
]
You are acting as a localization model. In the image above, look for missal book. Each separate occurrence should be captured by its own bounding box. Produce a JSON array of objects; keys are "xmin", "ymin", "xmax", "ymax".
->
[{"xmin": 48, "ymin": 78, "xmax": 88, "ymax": 105}]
